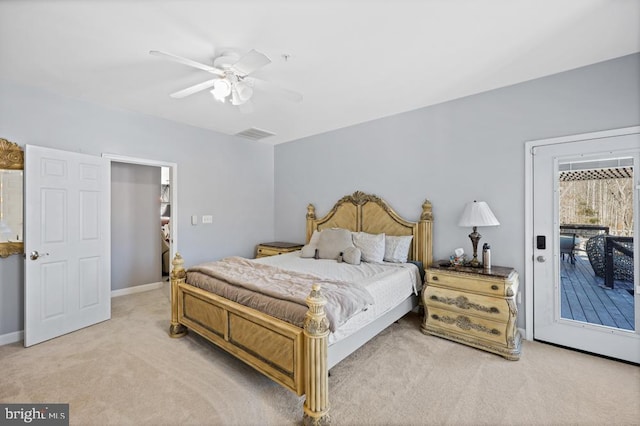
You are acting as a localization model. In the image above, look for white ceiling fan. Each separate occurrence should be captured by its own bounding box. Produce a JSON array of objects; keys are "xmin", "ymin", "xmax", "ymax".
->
[{"xmin": 149, "ymin": 49, "xmax": 302, "ymax": 111}]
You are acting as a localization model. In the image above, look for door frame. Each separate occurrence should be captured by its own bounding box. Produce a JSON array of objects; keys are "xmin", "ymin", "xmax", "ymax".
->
[
  {"xmin": 101, "ymin": 154, "xmax": 178, "ymax": 271},
  {"xmin": 524, "ymin": 125, "xmax": 640, "ymax": 341}
]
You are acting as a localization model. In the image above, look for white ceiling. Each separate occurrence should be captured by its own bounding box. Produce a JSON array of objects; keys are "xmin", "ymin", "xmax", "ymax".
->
[{"xmin": 1, "ymin": 1, "xmax": 638, "ymax": 145}]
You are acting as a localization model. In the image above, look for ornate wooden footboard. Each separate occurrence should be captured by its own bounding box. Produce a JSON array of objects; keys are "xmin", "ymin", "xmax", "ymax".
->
[
  {"xmin": 169, "ymin": 191, "xmax": 433, "ymax": 425},
  {"xmin": 169, "ymin": 253, "xmax": 330, "ymax": 424}
]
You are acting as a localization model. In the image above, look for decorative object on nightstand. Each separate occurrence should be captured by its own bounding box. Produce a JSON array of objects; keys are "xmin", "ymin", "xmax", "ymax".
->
[
  {"xmin": 421, "ymin": 262, "xmax": 521, "ymax": 360},
  {"xmin": 255, "ymin": 241, "xmax": 304, "ymax": 258},
  {"xmin": 449, "ymin": 247, "xmax": 466, "ymax": 265},
  {"xmin": 482, "ymin": 243, "xmax": 491, "ymax": 271},
  {"xmin": 458, "ymin": 200, "xmax": 499, "ymax": 267}
]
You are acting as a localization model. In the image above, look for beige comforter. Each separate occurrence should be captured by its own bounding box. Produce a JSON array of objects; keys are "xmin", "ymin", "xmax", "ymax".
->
[{"xmin": 187, "ymin": 256, "xmax": 374, "ymax": 331}]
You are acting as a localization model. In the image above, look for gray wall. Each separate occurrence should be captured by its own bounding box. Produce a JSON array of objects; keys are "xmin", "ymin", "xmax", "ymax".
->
[
  {"xmin": 111, "ymin": 162, "xmax": 162, "ymax": 290},
  {"xmin": 0, "ymin": 80, "xmax": 275, "ymax": 336},
  {"xmin": 274, "ymin": 53, "xmax": 640, "ymax": 328}
]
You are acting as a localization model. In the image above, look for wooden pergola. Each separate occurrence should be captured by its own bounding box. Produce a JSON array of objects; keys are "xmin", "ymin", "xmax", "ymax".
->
[{"xmin": 559, "ymin": 166, "xmax": 633, "ymax": 181}]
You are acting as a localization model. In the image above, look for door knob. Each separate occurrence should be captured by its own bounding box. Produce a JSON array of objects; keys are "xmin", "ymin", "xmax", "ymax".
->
[
  {"xmin": 536, "ymin": 256, "xmax": 546, "ymax": 263},
  {"xmin": 30, "ymin": 251, "xmax": 49, "ymax": 261}
]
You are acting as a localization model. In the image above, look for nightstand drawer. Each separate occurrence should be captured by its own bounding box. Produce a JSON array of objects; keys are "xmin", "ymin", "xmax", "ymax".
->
[
  {"xmin": 426, "ymin": 270, "xmax": 517, "ymax": 297},
  {"xmin": 256, "ymin": 247, "xmax": 288, "ymax": 257},
  {"xmin": 425, "ymin": 286, "xmax": 511, "ymax": 323},
  {"xmin": 424, "ymin": 306, "xmax": 508, "ymax": 346}
]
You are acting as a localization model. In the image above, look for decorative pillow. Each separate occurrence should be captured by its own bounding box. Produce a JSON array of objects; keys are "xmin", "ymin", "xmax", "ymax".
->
[
  {"xmin": 317, "ymin": 228, "xmax": 354, "ymax": 260},
  {"xmin": 300, "ymin": 230, "xmax": 322, "ymax": 258},
  {"xmin": 300, "ymin": 245, "xmax": 317, "ymax": 258},
  {"xmin": 342, "ymin": 246, "xmax": 362, "ymax": 265},
  {"xmin": 384, "ymin": 235, "xmax": 413, "ymax": 263},
  {"xmin": 308, "ymin": 230, "xmax": 321, "ymax": 247},
  {"xmin": 352, "ymin": 232, "xmax": 385, "ymax": 263}
]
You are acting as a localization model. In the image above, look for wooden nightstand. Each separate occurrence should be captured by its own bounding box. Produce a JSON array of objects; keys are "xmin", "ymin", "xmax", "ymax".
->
[
  {"xmin": 421, "ymin": 262, "xmax": 521, "ymax": 360},
  {"xmin": 255, "ymin": 241, "xmax": 304, "ymax": 258}
]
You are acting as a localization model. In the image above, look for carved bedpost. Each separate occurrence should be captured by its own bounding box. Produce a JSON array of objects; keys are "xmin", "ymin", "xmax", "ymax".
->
[
  {"xmin": 306, "ymin": 203, "xmax": 316, "ymax": 244},
  {"xmin": 418, "ymin": 199, "xmax": 434, "ymax": 268},
  {"xmin": 169, "ymin": 253, "xmax": 188, "ymax": 338},
  {"xmin": 303, "ymin": 284, "xmax": 330, "ymax": 425}
]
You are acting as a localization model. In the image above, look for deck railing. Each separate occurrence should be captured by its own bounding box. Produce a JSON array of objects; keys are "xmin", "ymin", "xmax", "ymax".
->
[{"xmin": 560, "ymin": 224, "xmax": 609, "ymax": 239}]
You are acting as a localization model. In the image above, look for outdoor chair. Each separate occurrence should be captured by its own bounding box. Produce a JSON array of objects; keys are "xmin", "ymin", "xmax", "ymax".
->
[
  {"xmin": 586, "ymin": 234, "xmax": 634, "ymax": 282},
  {"xmin": 560, "ymin": 234, "xmax": 577, "ymax": 264}
]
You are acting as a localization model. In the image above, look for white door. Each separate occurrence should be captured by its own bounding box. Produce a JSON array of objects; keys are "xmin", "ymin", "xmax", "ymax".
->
[
  {"xmin": 532, "ymin": 132, "xmax": 640, "ymax": 363},
  {"xmin": 25, "ymin": 145, "xmax": 110, "ymax": 347}
]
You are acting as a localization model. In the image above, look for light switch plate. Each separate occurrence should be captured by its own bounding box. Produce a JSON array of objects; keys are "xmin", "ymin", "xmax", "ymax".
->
[
  {"xmin": 202, "ymin": 215, "xmax": 213, "ymax": 224},
  {"xmin": 191, "ymin": 215, "xmax": 198, "ymax": 225}
]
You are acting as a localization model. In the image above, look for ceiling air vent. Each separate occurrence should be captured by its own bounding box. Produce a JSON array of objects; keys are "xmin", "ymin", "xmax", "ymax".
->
[{"xmin": 235, "ymin": 127, "xmax": 276, "ymax": 141}]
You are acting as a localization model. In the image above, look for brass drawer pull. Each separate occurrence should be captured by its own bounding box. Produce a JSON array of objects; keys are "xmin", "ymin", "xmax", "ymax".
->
[
  {"xmin": 491, "ymin": 285, "xmax": 499, "ymax": 290},
  {"xmin": 432, "ymin": 276, "xmax": 439, "ymax": 281}
]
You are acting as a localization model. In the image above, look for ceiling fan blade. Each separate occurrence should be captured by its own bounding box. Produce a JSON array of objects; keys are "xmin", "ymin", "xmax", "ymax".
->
[
  {"xmin": 149, "ymin": 50, "xmax": 224, "ymax": 77},
  {"xmin": 169, "ymin": 79, "xmax": 218, "ymax": 99},
  {"xmin": 250, "ymin": 78, "xmax": 303, "ymax": 103},
  {"xmin": 231, "ymin": 49, "xmax": 271, "ymax": 76}
]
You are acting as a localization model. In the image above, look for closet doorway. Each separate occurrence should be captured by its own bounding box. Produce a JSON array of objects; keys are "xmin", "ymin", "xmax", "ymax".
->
[
  {"xmin": 160, "ymin": 166, "xmax": 171, "ymax": 279},
  {"xmin": 103, "ymin": 154, "xmax": 177, "ymax": 292}
]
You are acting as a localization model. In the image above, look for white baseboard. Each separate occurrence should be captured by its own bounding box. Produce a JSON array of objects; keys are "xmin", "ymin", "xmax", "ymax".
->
[
  {"xmin": 1, "ymin": 282, "xmax": 164, "ymax": 346},
  {"xmin": 518, "ymin": 327, "xmax": 526, "ymax": 340},
  {"xmin": 111, "ymin": 281, "xmax": 164, "ymax": 298},
  {"xmin": 0, "ymin": 330, "xmax": 23, "ymax": 346}
]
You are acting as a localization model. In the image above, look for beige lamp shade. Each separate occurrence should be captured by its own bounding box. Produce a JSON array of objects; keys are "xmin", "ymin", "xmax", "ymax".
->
[
  {"xmin": 458, "ymin": 201, "xmax": 500, "ymax": 227},
  {"xmin": 458, "ymin": 200, "xmax": 499, "ymax": 267}
]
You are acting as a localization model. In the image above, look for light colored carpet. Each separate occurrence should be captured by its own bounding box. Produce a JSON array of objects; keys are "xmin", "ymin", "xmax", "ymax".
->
[{"xmin": 1, "ymin": 284, "xmax": 638, "ymax": 425}]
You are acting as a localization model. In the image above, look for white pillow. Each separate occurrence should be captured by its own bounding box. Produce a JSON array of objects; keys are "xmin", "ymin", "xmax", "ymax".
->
[
  {"xmin": 300, "ymin": 230, "xmax": 321, "ymax": 258},
  {"xmin": 384, "ymin": 235, "xmax": 413, "ymax": 263},
  {"xmin": 317, "ymin": 228, "xmax": 354, "ymax": 260},
  {"xmin": 342, "ymin": 246, "xmax": 362, "ymax": 265},
  {"xmin": 300, "ymin": 245, "xmax": 317, "ymax": 258},
  {"xmin": 352, "ymin": 232, "xmax": 385, "ymax": 263},
  {"xmin": 308, "ymin": 230, "xmax": 321, "ymax": 247}
]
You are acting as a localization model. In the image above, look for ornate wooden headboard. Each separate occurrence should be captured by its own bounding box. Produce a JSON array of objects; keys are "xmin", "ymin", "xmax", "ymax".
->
[{"xmin": 305, "ymin": 191, "xmax": 433, "ymax": 267}]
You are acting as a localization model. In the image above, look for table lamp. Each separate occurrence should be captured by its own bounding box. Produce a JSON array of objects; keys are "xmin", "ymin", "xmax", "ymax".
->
[{"xmin": 458, "ymin": 200, "xmax": 500, "ymax": 267}]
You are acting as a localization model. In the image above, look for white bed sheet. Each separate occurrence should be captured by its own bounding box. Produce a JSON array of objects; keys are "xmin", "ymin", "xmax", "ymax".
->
[{"xmin": 254, "ymin": 252, "xmax": 421, "ymax": 344}]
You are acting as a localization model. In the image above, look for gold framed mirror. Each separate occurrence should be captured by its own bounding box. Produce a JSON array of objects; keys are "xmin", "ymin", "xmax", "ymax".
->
[{"xmin": 0, "ymin": 138, "xmax": 24, "ymax": 258}]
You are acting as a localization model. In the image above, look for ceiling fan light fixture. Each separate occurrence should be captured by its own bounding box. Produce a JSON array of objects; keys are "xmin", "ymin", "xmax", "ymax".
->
[
  {"xmin": 211, "ymin": 78, "xmax": 231, "ymax": 102},
  {"xmin": 230, "ymin": 88, "xmax": 243, "ymax": 106},
  {"xmin": 236, "ymin": 81, "xmax": 254, "ymax": 102}
]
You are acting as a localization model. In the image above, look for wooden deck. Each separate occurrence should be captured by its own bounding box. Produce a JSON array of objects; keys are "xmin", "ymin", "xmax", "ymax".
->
[{"xmin": 560, "ymin": 252, "xmax": 635, "ymax": 330}]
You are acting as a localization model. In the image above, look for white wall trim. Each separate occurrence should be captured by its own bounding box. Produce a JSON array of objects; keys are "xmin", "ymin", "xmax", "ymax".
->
[
  {"xmin": 111, "ymin": 281, "xmax": 164, "ymax": 298},
  {"xmin": 523, "ymin": 125, "xmax": 640, "ymax": 341},
  {"xmin": 102, "ymin": 153, "xmax": 178, "ymax": 265},
  {"xmin": 0, "ymin": 330, "xmax": 24, "ymax": 346}
]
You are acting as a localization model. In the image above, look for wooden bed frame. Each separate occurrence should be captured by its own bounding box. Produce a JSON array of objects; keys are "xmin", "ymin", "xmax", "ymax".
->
[{"xmin": 169, "ymin": 191, "xmax": 433, "ymax": 424}]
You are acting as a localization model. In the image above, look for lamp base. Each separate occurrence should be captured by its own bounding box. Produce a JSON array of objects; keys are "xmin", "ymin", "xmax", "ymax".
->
[
  {"xmin": 468, "ymin": 227, "xmax": 482, "ymax": 268},
  {"xmin": 468, "ymin": 257, "xmax": 482, "ymax": 268}
]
